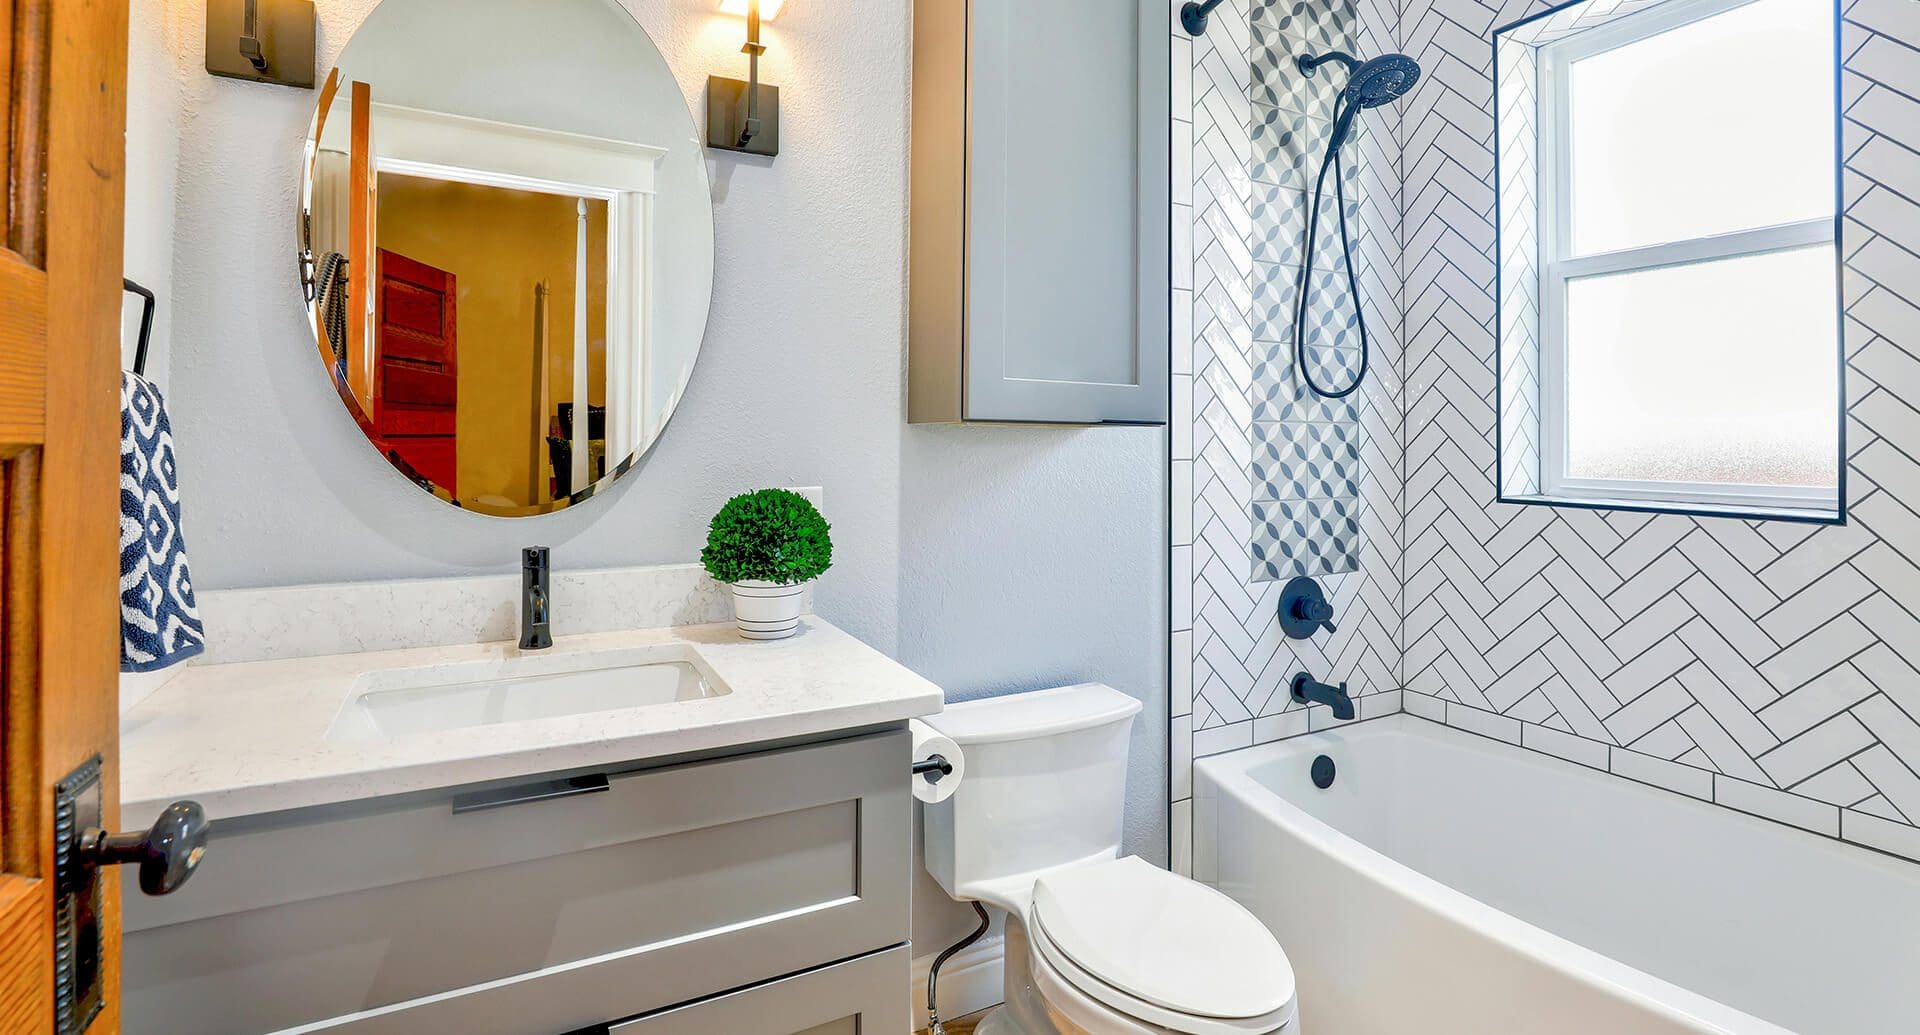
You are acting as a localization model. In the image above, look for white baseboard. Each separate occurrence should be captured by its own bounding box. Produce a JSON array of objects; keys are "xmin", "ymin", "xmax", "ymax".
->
[{"xmin": 910, "ymin": 935, "xmax": 1004, "ymax": 1031}]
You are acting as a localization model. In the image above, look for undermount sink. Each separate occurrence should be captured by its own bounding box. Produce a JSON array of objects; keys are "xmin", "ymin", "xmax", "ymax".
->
[{"xmin": 325, "ymin": 645, "xmax": 729, "ymax": 743}]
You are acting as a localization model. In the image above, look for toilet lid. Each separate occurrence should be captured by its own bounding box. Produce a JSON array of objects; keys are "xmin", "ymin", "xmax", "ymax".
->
[{"xmin": 1030, "ymin": 856, "xmax": 1296, "ymax": 1021}]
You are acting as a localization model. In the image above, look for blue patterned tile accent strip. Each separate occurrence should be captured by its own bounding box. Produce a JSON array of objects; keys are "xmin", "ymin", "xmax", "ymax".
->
[
  {"xmin": 1254, "ymin": 422, "xmax": 1363, "ymax": 499},
  {"xmin": 1252, "ymin": 497, "xmax": 1362, "ymax": 579}
]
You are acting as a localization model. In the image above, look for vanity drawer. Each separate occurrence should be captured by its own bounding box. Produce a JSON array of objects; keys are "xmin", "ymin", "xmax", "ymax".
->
[
  {"xmin": 609, "ymin": 945, "xmax": 908, "ymax": 1035},
  {"xmin": 122, "ymin": 730, "xmax": 910, "ymax": 1035}
]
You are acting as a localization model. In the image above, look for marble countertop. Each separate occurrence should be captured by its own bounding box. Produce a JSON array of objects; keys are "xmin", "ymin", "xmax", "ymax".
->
[{"xmin": 119, "ymin": 617, "xmax": 944, "ymax": 827}]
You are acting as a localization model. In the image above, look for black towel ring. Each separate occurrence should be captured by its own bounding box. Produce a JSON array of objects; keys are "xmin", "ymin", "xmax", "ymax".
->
[{"xmin": 124, "ymin": 277, "xmax": 156, "ymax": 377}]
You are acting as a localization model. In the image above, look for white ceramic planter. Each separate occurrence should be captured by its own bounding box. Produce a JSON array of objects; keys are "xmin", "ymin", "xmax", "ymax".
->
[{"xmin": 728, "ymin": 579, "xmax": 808, "ymax": 639}]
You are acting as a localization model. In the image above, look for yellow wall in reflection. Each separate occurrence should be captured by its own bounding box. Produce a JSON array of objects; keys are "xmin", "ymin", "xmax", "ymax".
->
[{"xmin": 378, "ymin": 175, "xmax": 607, "ymax": 508}]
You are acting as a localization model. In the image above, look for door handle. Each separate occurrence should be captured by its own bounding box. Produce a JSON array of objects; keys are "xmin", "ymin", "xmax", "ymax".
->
[{"xmin": 74, "ymin": 800, "xmax": 209, "ymax": 896}]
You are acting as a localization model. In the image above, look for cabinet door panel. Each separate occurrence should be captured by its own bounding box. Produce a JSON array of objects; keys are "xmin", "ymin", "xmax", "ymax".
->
[
  {"xmin": 609, "ymin": 946, "xmax": 908, "ymax": 1035},
  {"xmin": 122, "ymin": 731, "xmax": 911, "ymax": 1035},
  {"xmin": 963, "ymin": 0, "xmax": 1169, "ymax": 424}
]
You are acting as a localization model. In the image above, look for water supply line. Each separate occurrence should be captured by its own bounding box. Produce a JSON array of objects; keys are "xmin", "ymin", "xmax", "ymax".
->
[{"xmin": 925, "ymin": 901, "xmax": 991, "ymax": 1035}]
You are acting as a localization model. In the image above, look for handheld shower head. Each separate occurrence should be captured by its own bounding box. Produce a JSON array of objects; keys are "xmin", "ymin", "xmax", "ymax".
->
[
  {"xmin": 1344, "ymin": 53, "xmax": 1421, "ymax": 108},
  {"xmin": 1299, "ymin": 51, "xmax": 1423, "ymax": 152},
  {"xmin": 1289, "ymin": 50, "xmax": 1423, "ymax": 399}
]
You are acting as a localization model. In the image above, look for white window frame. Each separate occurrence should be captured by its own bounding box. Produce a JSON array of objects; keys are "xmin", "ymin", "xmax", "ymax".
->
[{"xmin": 1534, "ymin": 0, "xmax": 1840, "ymax": 517}]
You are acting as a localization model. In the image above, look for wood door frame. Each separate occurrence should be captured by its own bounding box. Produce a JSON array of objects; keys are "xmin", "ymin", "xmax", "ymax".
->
[{"xmin": 0, "ymin": 0, "xmax": 131, "ymax": 1031}]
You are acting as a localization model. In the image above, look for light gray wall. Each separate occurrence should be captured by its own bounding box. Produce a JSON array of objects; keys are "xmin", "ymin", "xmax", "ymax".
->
[
  {"xmin": 900, "ymin": 424, "xmax": 1169, "ymax": 946},
  {"xmin": 130, "ymin": 0, "xmax": 1166, "ymax": 959},
  {"xmin": 123, "ymin": 0, "xmax": 184, "ymax": 391}
]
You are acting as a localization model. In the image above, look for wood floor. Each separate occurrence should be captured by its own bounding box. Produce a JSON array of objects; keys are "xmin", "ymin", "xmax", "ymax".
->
[{"xmin": 914, "ymin": 1007, "xmax": 995, "ymax": 1035}]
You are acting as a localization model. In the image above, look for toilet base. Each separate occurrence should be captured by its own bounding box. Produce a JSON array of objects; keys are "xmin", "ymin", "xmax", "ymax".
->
[{"xmin": 973, "ymin": 1006, "xmax": 1027, "ymax": 1035}]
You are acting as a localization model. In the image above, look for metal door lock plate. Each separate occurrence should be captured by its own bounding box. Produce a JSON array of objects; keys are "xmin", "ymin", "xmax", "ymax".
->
[{"xmin": 53, "ymin": 756, "xmax": 106, "ymax": 1035}]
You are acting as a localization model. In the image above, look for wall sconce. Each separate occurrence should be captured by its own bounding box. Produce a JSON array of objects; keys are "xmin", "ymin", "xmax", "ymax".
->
[
  {"xmin": 206, "ymin": 0, "xmax": 316, "ymax": 88},
  {"xmin": 706, "ymin": 0, "xmax": 782, "ymax": 157}
]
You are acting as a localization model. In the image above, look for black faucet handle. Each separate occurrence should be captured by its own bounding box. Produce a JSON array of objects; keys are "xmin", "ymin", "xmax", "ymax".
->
[
  {"xmin": 1279, "ymin": 577, "xmax": 1338, "ymax": 639},
  {"xmin": 1301, "ymin": 598, "xmax": 1337, "ymax": 634}
]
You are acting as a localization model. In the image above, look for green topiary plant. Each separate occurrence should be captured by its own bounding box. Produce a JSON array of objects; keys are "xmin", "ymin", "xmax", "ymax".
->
[{"xmin": 701, "ymin": 489, "xmax": 834, "ymax": 585}]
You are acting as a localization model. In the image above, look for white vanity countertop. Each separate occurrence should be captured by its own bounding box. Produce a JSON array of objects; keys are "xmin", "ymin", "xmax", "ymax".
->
[{"xmin": 119, "ymin": 617, "xmax": 943, "ymax": 827}]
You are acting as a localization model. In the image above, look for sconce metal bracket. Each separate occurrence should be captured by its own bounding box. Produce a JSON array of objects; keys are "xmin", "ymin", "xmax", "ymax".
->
[
  {"xmin": 706, "ymin": 76, "xmax": 781, "ymax": 157},
  {"xmin": 206, "ymin": 0, "xmax": 316, "ymax": 89}
]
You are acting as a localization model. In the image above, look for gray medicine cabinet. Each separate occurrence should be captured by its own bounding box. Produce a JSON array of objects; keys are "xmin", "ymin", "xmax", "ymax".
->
[{"xmin": 909, "ymin": 0, "xmax": 1171, "ymax": 425}]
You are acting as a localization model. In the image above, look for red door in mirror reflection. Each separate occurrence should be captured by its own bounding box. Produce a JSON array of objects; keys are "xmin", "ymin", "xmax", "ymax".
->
[{"xmin": 374, "ymin": 248, "xmax": 459, "ymax": 495}]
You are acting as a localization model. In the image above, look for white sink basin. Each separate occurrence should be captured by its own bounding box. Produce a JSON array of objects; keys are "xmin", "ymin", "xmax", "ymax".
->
[{"xmin": 325, "ymin": 646, "xmax": 729, "ymax": 743}]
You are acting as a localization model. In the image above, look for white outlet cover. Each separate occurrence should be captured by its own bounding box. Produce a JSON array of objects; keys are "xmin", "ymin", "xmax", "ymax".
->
[{"xmin": 786, "ymin": 486, "xmax": 825, "ymax": 509}]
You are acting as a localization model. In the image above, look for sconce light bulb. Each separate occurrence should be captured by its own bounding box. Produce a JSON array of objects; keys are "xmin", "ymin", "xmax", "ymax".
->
[{"xmin": 719, "ymin": 0, "xmax": 784, "ymax": 18}]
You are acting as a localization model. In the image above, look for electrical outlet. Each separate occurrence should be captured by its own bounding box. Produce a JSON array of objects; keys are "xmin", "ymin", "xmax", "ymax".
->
[{"xmin": 785, "ymin": 486, "xmax": 825, "ymax": 510}]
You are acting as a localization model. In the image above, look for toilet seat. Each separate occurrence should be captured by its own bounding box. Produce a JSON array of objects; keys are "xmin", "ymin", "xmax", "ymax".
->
[{"xmin": 1027, "ymin": 857, "xmax": 1297, "ymax": 1034}]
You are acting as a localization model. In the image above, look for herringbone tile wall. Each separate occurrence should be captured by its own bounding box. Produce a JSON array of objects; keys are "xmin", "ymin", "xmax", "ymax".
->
[
  {"xmin": 1170, "ymin": 0, "xmax": 1406, "ymax": 876},
  {"xmin": 1402, "ymin": 0, "xmax": 1920, "ymax": 861},
  {"xmin": 1171, "ymin": 0, "xmax": 1920, "ymax": 868}
]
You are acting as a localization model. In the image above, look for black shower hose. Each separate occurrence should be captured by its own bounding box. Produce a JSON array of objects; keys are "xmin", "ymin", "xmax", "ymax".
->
[{"xmin": 1292, "ymin": 95, "xmax": 1371, "ymax": 401}]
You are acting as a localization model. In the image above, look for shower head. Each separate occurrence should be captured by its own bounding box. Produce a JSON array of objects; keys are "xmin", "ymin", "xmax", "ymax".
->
[
  {"xmin": 1297, "ymin": 50, "xmax": 1422, "ymax": 153},
  {"xmin": 1344, "ymin": 53, "xmax": 1421, "ymax": 108},
  {"xmin": 1297, "ymin": 50, "xmax": 1423, "ymax": 110}
]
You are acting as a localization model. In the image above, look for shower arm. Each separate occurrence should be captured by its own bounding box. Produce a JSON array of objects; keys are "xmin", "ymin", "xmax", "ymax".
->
[
  {"xmin": 1180, "ymin": 0, "xmax": 1226, "ymax": 36},
  {"xmin": 1297, "ymin": 51, "xmax": 1360, "ymax": 78}
]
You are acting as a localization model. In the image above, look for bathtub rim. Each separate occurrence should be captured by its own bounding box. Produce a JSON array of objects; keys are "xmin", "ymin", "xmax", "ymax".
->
[{"xmin": 1193, "ymin": 715, "xmax": 1800, "ymax": 1035}]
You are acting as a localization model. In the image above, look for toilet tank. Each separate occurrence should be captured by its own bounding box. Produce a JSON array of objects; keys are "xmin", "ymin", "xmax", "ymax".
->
[{"xmin": 921, "ymin": 683, "xmax": 1143, "ymax": 900}]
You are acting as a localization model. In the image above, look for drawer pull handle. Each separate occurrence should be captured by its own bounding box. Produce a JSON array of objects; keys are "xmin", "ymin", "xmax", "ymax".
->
[{"xmin": 451, "ymin": 774, "xmax": 610, "ymax": 815}]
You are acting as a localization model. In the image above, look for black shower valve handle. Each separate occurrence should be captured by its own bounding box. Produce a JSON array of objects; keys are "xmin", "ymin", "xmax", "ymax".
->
[
  {"xmin": 1298, "ymin": 597, "xmax": 1337, "ymax": 635},
  {"xmin": 1278, "ymin": 576, "xmax": 1338, "ymax": 640}
]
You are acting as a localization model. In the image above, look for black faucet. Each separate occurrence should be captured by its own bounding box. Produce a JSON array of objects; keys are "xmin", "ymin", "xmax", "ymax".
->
[
  {"xmin": 1291, "ymin": 671, "xmax": 1354, "ymax": 720},
  {"xmin": 521, "ymin": 546, "xmax": 552, "ymax": 650}
]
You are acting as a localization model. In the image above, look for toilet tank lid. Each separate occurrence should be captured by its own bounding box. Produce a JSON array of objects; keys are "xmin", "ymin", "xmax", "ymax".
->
[{"xmin": 925, "ymin": 683, "xmax": 1142, "ymax": 746}]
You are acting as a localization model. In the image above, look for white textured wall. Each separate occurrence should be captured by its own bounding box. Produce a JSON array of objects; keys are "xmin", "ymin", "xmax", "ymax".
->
[
  {"xmin": 124, "ymin": 0, "xmax": 189, "ymax": 389},
  {"xmin": 127, "ymin": 0, "xmax": 1166, "ymax": 959}
]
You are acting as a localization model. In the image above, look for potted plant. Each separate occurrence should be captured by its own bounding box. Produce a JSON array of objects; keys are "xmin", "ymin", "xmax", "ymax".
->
[{"xmin": 701, "ymin": 489, "xmax": 833, "ymax": 639}]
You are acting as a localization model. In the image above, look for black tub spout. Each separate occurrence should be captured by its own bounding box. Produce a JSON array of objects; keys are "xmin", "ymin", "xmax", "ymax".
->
[{"xmin": 1291, "ymin": 672, "xmax": 1354, "ymax": 720}]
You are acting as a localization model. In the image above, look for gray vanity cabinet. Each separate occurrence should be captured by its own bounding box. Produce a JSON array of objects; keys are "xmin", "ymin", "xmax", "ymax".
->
[
  {"xmin": 908, "ymin": 0, "xmax": 1171, "ymax": 425},
  {"xmin": 121, "ymin": 730, "xmax": 910, "ymax": 1035},
  {"xmin": 608, "ymin": 946, "xmax": 907, "ymax": 1034}
]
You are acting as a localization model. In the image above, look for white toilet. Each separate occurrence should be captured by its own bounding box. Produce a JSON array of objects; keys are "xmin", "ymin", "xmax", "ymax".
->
[{"xmin": 922, "ymin": 684, "xmax": 1299, "ymax": 1034}]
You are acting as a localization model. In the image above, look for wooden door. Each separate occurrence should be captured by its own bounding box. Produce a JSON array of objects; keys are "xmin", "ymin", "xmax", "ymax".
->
[
  {"xmin": 346, "ymin": 79, "xmax": 376, "ymax": 412},
  {"xmin": 0, "ymin": 0, "xmax": 131, "ymax": 1032},
  {"xmin": 373, "ymin": 248, "xmax": 458, "ymax": 494}
]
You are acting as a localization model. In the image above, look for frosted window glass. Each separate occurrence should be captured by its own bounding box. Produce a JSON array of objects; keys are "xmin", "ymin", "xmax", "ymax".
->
[
  {"xmin": 1567, "ymin": 0, "xmax": 1834, "ymax": 256},
  {"xmin": 1564, "ymin": 246, "xmax": 1837, "ymax": 488}
]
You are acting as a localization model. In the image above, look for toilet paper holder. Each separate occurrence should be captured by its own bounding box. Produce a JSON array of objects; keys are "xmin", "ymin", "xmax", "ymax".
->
[{"xmin": 911, "ymin": 754, "xmax": 954, "ymax": 783}]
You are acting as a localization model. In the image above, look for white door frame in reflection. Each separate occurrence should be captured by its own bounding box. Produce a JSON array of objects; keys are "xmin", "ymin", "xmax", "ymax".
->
[{"xmin": 319, "ymin": 98, "xmax": 670, "ymax": 493}]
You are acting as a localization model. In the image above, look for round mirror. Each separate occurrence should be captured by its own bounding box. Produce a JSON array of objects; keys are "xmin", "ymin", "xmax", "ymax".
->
[{"xmin": 299, "ymin": 0, "xmax": 713, "ymax": 517}]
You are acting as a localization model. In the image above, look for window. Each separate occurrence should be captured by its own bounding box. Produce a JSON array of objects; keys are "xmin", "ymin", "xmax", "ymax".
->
[{"xmin": 1496, "ymin": 0, "xmax": 1842, "ymax": 521}]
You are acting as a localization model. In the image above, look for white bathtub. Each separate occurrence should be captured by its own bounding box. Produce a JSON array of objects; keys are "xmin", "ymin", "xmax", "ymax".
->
[{"xmin": 1193, "ymin": 715, "xmax": 1920, "ymax": 1035}]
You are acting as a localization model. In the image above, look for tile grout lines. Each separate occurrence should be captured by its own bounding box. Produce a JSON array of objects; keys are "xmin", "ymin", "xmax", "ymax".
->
[{"xmin": 1398, "ymin": 0, "xmax": 1920, "ymax": 861}]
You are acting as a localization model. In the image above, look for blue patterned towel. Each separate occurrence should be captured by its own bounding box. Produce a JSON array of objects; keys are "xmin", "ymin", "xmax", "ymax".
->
[{"xmin": 121, "ymin": 372, "xmax": 205, "ymax": 672}]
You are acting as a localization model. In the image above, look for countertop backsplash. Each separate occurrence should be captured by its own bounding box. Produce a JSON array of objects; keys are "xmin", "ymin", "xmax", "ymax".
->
[{"xmin": 118, "ymin": 564, "xmax": 799, "ymax": 712}]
